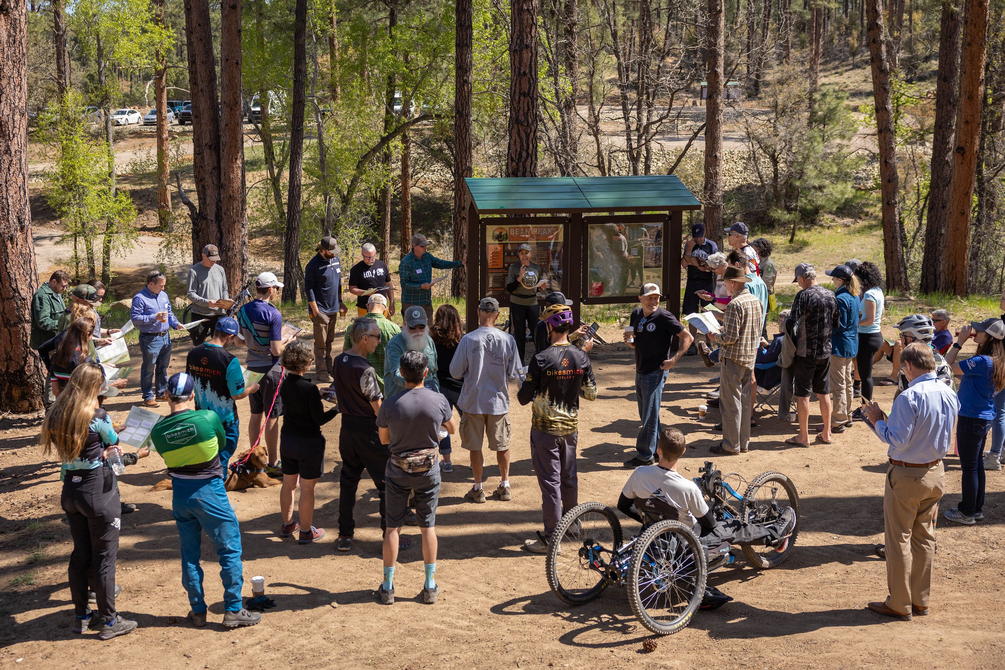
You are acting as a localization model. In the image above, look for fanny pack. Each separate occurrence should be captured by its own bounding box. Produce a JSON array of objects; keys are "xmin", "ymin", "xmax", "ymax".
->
[{"xmin": 390, "ymin": 448, "xmax": 437, "ymax": 474}]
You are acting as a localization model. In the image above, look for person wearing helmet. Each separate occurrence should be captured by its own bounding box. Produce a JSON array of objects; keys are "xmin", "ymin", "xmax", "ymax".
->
[
  {"xmin": 890, "ymin": 314, "xmax": 954, "ymax": 399},
  {"xmin": 517, "ymin": 304, "xmax": 597, "ymax": 553}
]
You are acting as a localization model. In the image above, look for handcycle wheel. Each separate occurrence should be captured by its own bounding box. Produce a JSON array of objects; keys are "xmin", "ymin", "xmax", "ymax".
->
[
  {"xmin": 627, "ymin": 520, "xmax": 706, "ymax": 636},
  {"xmin": 546, "ymin": 502, "xmax": 623, "ymax": 605},
  {"xmin": 741, "ymin": 471, "xmax": 799, "ymax": 569}
]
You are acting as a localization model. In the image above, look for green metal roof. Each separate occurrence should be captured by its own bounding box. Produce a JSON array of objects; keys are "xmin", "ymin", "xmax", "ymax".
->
[{"xmin": 465, "ymin": 175, "xmax": 702, "ymax": 215}]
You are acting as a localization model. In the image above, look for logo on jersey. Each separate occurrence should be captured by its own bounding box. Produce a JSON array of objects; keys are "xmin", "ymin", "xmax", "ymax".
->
[
  {"xmin": 164, "ymin": 424, "xmax": 199, "ymax": 445},
  {"xmin": 646, "ymin": 322, "xmax": 656, "ymax": 332}
]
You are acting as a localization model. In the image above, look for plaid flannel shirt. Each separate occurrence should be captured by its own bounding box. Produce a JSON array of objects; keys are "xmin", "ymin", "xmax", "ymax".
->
[
  {"xmin": 342, "ymin": 311, "xmax": 401, "ymax": 391},
  {"xmin": 398, "ymin": 251, "xmax": 462, "ymax": 305},
  {"xmin": 718, "ymin": 287, "xmax": 763, "ymax": 369}
]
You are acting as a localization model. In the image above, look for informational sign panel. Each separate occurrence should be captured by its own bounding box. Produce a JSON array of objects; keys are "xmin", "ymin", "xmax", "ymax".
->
[
  {"xmin": 485, "ymin": 223, "xmax": 565, "ymax": 303},
  {"xmin": 586, "ymin": 222, "xmax": 663, "ymax": 298}
]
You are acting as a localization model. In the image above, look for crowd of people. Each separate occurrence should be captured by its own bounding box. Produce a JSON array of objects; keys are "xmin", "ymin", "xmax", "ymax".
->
[{"xmin": 28, "ymin": 222, "xmax": 1003, "ymax": 637}]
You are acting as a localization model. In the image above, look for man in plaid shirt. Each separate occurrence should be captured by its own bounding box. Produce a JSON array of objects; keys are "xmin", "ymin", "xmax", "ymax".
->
[
  {"xmin": 398, "ymin": 234, "xmax": 466, "ymax": 323},
  {"xmin": 708, "ymin": 266, "xmax": 763, "ymax": 455},
  {"xmin": 786, "ymin": 263, "xmax": 840, "ymax": 448}
]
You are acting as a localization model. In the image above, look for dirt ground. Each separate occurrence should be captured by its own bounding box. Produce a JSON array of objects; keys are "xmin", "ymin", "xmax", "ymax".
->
[{"xmin": 2, "ymin": 324, "xmax": 1004, "ymax": 670}]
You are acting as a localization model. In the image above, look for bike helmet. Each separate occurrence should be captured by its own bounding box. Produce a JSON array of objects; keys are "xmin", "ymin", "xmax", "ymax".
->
[
  {"xmin": 895, "ymin": 314, "xmax": 935, "ymax": 343},
  {"xmin": 542, "ymin": 304, "xmax": 574, "ymax": 328}
]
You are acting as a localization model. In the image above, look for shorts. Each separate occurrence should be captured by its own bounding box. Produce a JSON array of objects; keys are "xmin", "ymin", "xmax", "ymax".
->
[
  {"xmin": 792, "ymin": 355, "xmax": 830, "ymax": 397},
  {"xmin": 384, "ymin": 466, "xmax": 440, "ymax": 528},
  {"xmin": 280, "ymin": 435, "xmax": 326, "ymax": 480},
  {"xmin": 248, "ymin": 364, "xmax": 284, "ymax": 417},
  {"xmin": 460, "ymin": 413, "xmax": 511, "ymax": 452}
]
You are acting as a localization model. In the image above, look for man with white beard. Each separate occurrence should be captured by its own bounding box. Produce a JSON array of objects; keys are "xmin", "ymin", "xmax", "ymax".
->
[{"xmin": 384, "ymin": 305, "xmax": 440, "ymax": 400}]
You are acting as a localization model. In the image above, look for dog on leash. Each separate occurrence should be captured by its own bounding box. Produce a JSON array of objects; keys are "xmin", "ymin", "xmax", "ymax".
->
[{"xmin": 150, "ymin": 445, "xmax": 279, "ymax": 492}]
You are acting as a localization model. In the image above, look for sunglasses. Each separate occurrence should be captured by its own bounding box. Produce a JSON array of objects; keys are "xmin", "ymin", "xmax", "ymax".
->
[{"xmin": 408, "ymin": 324, "xmax": 426, "ymax": 330}]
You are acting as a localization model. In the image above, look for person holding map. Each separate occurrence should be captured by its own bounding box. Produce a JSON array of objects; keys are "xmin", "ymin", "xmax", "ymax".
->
[
  {"xmin": 186, "ymin": 244, "xmax": 231, "ymax": 346},
  {"xmin": 347, "ymin": 242, "xmax": 395, "ymax": 317},
  {"xmin": 131, "ymin": 270, "xmax": 186, "ymax": 408},
  {"xmin": 398, "ymin": 233, "xmax": 466, "ymax": 324}
]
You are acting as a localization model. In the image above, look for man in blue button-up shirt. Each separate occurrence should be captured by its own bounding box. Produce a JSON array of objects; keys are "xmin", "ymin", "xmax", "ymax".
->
[
  {"xmin": 864, "ymin": 343, "xmax": 959, "ymax": 621},
  {"xmin": 131, "ymin": 270, "xmax": 185, "ymax": 406}
]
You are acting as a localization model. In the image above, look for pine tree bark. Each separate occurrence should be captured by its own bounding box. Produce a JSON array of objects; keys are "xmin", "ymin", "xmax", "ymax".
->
[
  {"xmin": 328, "ymin": 0, "xmax": 339, "ymax": 103},
  {"xmin": 703, "ymin": 0, "xmax": 725, "ymax": 244},
  {"xmin": 378, "ymin": 3, "xmax": 397, "ymax": 263},
  {"xmin": 0, "ymin": 0, "xmax": 44, "ymax": 413},
  {"xmin": 452, "ymin": 0, "xmax": 472, "ymax": 297},
  {"xmin": 282, "ymin": 0, "xmax": 308, "ymax": 303},
  {"xmin": 183, "ymin": 0, "xmax": 223, "ymax": 261},
  {"xmin": 558, "ymin": 0, "xmax": 578, "ymax": 175},
  {"xmin": 154, "ymin": 0, "xmax": 172, "ymax": 232},
  {"xmin": 220, "ymin": 0, "xmax": 248, "ymax": 291},
  {"xmin": 507, "ymin": 0, "xmax": 539, "ymax": 177},
  {"xmin": 752, "ymin": 0, "xmax": 772, "ymax": 96},
  {"xmin": 943, "ymin": 0, "xmax": 990, "ymax": 296},
  {"xmin": 53, "ymin": 0, "xmax": 68, "ymax": 98},
  {"xmin": 866, "ymin": 0, "xmax": 909, "ymax": 290},
  {"xmin": 919, "ymin": 0, "xmax": 961, "ymax": 294}
]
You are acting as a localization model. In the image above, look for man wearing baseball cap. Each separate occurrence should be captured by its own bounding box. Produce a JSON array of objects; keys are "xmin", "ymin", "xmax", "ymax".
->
[
  {"xmin": 726, "ymin": 222, "xmax": 759, "ymax": 275},
  {"xmin": 342, "ymin": 293, "xmax": 401, "ymax": 392},
  {"xmin": 149, "ymin": 373, "xmax": 261, "ymax": 629},
  {"xmin": 622, "ymin": 283, "xmax": 692, "ymax": 467},
  {"xmin": 186, "ymin": 244, "xmax": 231, "ymax": 346},
  {"xmin": 186, "ymin": 317, "xmax": 262, "ymax": 474},
  {"xmin": 398, "ymin": 233, "xmax": 466, "ymax": 324},
  {"xmin": 384, "ymin": 304, "xmax": 440, "ymax": 401},
  {"xmin": 681, "ymin": 223, "xmax": 719, "ymax": 354},
  {"xmin": 506, "ymin": 243, "xmax": 548, "ymax": 364},
  {"xmin": 236, "ymin": 271, "xmax": 294, "ymax": 476},
  {"xmin": 57, "ymin": 284, "xmax": 113, "ymax": 345},
  {"xmin": 305, "ymin": 236, "xmax": 348, "ymax": 383}
]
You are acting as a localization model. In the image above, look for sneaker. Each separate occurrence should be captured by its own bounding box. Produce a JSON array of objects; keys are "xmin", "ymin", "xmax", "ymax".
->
[
  {"xmin": 851, "ymin": 407, "xmax": 864, "ymax": 422},
  {"xmin": 984, "ymin": 454, "xmax": 1002, "ymax": 471},
  {"xmin": 943, "ymin": 508, "xmax": 975, "ymax": 526},
  {"xmin": 264, "ymin": 463, "xmax": 283, "ymax": 479},
  {"xmin": 142, "ymin": 399, "xmax": 159, "ymax": 408},
  {"xmin": 280, "ymin": 521, "xmax": 300, "ymax": 538},
  {"xmin": 697, "ymin": 342, "xmax": 714, "ymax": 368},
  {"xmin": 623, "ymin": 456, "xmax": 656, "ymax": 468},
  {"xmin": 523, "ymin": 537, "xmax": 549, "ymax": 554},
  {"xmin": 97, "ymin": 614, "xmax": 138, "ymax": 640},
  {"xmin": 973, "ymin": 512, "xmax": 985, "ymax": 521},
  {"xmin": 187, "ymin": 610, "xmax": 207, "ymax": 628},
  {"xmin": 316, "ymin": 372, "xmax": 332, "ymax": 383},
  {"xmin": 705, "ymin": 389, "xmax": 720, "ymax": 400},
  {"xmin": 88, "ymin": 584, "xmax": 122, "ymax": 605},
  {"xmin": 685, "ymin": 344, "xmax": 698, "ymax": 357},
  {"xmin": 422, "ymin": 585, "xmax": 440, "ymax": 604},
  {"xmin": 222, "ymin": 609, "xmax": 262, "ymax": 628},
  {"xmin": 121, "ymin": 502, "xmax": 137, "ymax": 515},
  {"xmin": 779, "ymin": 413, "xmax": 795, "ymax": 423},
  {"xmin": 377, "ymin": 583, "xmax": 394, "ymax": 605},
  {"xmin": 440, "ymin": 460, "xmax": 453, "ymax": 473},
  {"xmin": 492, "ymin": 485, "xmax": 512, "ymax": 502},
  {"xmin": 464, "ymin": 487, "xmax": 486, "ymax": 504},
  {"xmin": 713, "ymin": 423, "xmax": 722, "ymax": 431},
  {"xmin": 709, "ymin": 376, "xmax": 720, "ymax": 385},
  {"xmin": 72, "ymin": 610, "xmax": 94, "ymax": 634},
  {"xmin": 298, "ymin": 526, "xmax": 326, "ymax": 544},
  {"xmin": 336, "ymin": 535, "xmax": 352, "ymax": 552}
]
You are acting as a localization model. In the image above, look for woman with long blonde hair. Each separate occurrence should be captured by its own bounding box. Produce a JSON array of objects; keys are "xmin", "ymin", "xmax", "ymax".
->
[{"xmin": 40, "ymin": 361, "xmax": 137, "ymax": 639}]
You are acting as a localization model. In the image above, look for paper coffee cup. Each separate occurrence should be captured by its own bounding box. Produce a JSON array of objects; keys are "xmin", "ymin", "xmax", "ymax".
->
[
  {"xmin": 251, "ymin": 576, "xmax": 265, "ymax": 595},
  {"xmin": 698, "ymin": 405, "xmax": 708, "ymax": 417},
  {"xmin": 624, "ymin": 326, "xmax": 635, "ymax": 343}
]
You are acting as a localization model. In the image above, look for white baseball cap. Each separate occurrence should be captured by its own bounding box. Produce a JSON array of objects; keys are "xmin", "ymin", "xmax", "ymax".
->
[
  {"xmin": 255, "ymin": 271, "xmax": 284, "ymax": 289},
  {"xmin": 639, "ymin": 283, "xmax": 662, "ymax": 298}
]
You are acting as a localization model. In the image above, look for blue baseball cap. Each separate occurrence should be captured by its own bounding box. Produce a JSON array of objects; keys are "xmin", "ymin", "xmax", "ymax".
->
[
  {"xmin": 215, "ymin": 316, "xmax": 239, "ymax": 335},
  {"xmin": 167, "ymin": 372, "xmax": 194, "ymax": 399}
]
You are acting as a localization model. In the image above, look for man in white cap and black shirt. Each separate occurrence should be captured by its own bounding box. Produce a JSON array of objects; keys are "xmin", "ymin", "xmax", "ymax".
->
[
  {"xmin": 506, "ymin": 243, "xmax": 549, "ymax": 363},
  {"xmin": 187, "ymin": 244, "xmax": 230, "ymax": 346},
  {"xmin": 725, "ymin": 222, "xmax": 759, "ymax": 275},
  {"xmin": 398, "ymin": 233, "xmax": 466, "ymax": 323},
  {"xmin": 622, "ymin": 283, "xmax": 692, "ymax": 467},
  {"xmin": 305, "ymin": 236, "xmax": 348, "ymax": 383}
]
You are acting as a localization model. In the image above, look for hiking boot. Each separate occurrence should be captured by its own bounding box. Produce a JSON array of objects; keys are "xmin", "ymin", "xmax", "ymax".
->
[
  {"xmin": 623, "ymin": 456, "xmax": 655, "ymax": 468},
  {"xmin": 298, "ymin": 526, "xmax": 326, "ymax": 544},
  {"xmin": 88, "ymin": 584, "xmax": 122, "ymax": 606},
  {"xmin": 121, "ymin": 502, "xmax": 137, "ymax": 515},
  {"xmin": 142, "ymin": 399, "xmax": 159, "ymax": 408},
  {"xmin": 698, "ymin": 342, "xmax": 714, "ymax": 368},
  {"xmin": 280, "ymin": 521, "xmax": 300, "ymax": 538},
  {"xmin": 72, "ymin": 610, "xmax": 94, "ymax": 634},
  {"xmin": 685, "ymin": 343, "xmax": 698, "ymax": 357},
  {"xmin": 316, "ymin": 372, "xmax": 332, "ymax": 383},
  {"xmin": 187, "ymin": 610, "xmax": 207, "ymax": 628},
  {"xmin": 222, "ymin": 609, "xmax": 261, "ymax": 628},
  {"xmin": 336, "ymin": 535, "xmax": 353, "ymax": 552},
  {"xmin": 984, "ymin": 454, "xmax": 1002, "ymax": 471},
  {"xmin": 422, "ymin": 585, "xmax": 440, "ymax": 604},
  {"xmin": 264, "ymin": 463, "xmax": 283, "ymax": 479},
  {"xmin": 377, "ymin": 583, "xmax": 394, "ymax": 605},
  {"xmin": 943, "ymin": 508, "xmax": 975, "ymax": 526},
  {"xmin": 464, "ymin": 488, "xmax": 486, "ymax": 504},
  {"xmin": 492, "ymin": 485, "xmax": 512, "ymax": 502},
  {"xmin": 440, "ymin": 460, "xmax": 453, "ymax": 473},
  {"xmin": 97, "ymin": 614, "xmax": 138, "ymax": 640}
]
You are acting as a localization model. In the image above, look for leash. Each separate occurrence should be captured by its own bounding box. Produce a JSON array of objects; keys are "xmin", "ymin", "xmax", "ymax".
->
[{"xmin": 230, "ymin": 367, "xmax": 285, "ymax": 471}]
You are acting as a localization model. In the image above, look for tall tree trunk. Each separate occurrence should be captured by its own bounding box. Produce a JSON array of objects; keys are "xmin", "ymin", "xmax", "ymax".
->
[
  {"xmin": 282, "ymin": 0, "xmax": 308, "ymax": 303},
  {"xmin": 558, "ymin": 0, "xmax": 579, "ymax": 175},
  {"xmin": 310, "ymin": 34, "xmax": 334, "ymax": 237},
  {"xmin": 703, "ymin": 0, "xmax": 725, "ymax": 244},
  {"xmin": 53, "ymin": 0, "xmax": 68, "ymax": 98},
  {"xmin": 452, "ymin": 0, "xmax": 472, "ymax": 297},
  {"xmin": 255, "ymin": 0, "xmax": 285, "ymax": 222},
  {"xmin": 400, "ymin": 127, "xmax": 412, "ymax": 257},
  {"xmin": 378, "ymin": 3, "xmax": 397, "ymax": 263},
  {"xmin": 154, "ymin": 0, "xmax": 172, "ymax": 232},
  {"xmin": 507, "ymin": 0, "xmax": 539, "ymax": 176},
  {"xmin": 752, "ymin": 0, "xmax": 772, "ymax": 96},
  {"xmin": 919, "ymin": 0, "xmax": 961, "ymax": 293},
  {"xmin": 328, "ymin": 0, "xmax": 339, "ymax": 103},
  {"xmin": 867, "ymin": 0, "xmax": 908, "ymax": 290},
  {"xmin": 783, "ymin": 0, "xmax": 793, "ymax": 63},
  {"xmin": 220, "ymin": 0, "xmax": 248, "ymax": 291},
  {"xmin": 183, "ymin": 0, "xmax": 223, "ymax": 260},
  {"xmin": 943, "ymin": 0, "xmax": 990, "ymax": 296},
  {"xmin": 0, "ymin": 0, "xmax": 44, "ymax": 413}
]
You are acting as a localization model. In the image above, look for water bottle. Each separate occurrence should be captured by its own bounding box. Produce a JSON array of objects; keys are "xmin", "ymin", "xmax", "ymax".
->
[{"xmin": 107, "ymin": 447, "xmax": 125, "ymax": 476}]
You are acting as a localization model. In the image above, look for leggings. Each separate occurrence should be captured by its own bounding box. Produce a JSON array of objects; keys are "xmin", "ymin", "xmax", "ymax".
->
[
  {"xmin": 61, "ymin": 466, "xmax": 120, "ymax": 622},
  {"xmin": 856, "ymin": 332, "xmax": 884, "ymax": 401}
]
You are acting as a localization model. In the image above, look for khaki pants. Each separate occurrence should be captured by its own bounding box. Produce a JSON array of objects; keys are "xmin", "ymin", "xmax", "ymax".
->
[
  {"xmin": 720, "ymin": 357, "xmax": 752, "ymax": 453},
  {"xmin": 830, "ymin": 355, "xmax": 855, "ymax": 424},
  {"xmin": 311, "ymin": 312, "xmax": 339, "ymax": 376},
  {"xmin": 884, "ymin": 462, "xmax": 944, "ymax": 615}
]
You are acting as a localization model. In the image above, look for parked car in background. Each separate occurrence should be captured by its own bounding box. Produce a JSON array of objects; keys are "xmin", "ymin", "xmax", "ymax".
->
[
  {"xmin": 112, "ymin": 108, "xmax": 142, "ymax": 126},
  {"xmin": 167, "ymin": 99, "xmax": 190, "ymax": 114},
  {"xmin": 82, "ymin": 106, "xmax": 102, "ymax": 123},
  {"xmin": 143, "ymin": 108, "xmax": 176, "ymax": 125},
  {"xmin": 177, "ymin": 104, "xmax": 192, "ymax": 125},
  {"xmin": 248, "ymin": 91, "xmax": 284, "ymax": 124}
]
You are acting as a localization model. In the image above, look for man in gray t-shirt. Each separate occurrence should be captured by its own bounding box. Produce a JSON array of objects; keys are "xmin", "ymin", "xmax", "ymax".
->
[
  {"xmin": 187, "ymin": 244, "xmax": 231, "ymax": 345},
  {"xmin": 450, "ymin": 297, "xmax": 520, "ymax": 504}
]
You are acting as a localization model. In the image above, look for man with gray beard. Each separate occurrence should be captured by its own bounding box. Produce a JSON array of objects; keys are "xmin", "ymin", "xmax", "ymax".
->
[{"xmin": 384, "ymin": 305, "xmax": 439, "ymax": 399}]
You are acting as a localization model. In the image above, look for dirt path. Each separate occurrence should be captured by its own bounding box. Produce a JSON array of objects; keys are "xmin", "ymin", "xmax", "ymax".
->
[{"xmin": 1, "ymin": 324, "xmax": 1003, "ymax": 669}]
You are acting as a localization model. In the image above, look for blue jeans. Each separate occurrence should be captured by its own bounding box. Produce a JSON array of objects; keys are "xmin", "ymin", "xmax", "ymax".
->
[
  {"xmin": 139, "ymin": 332, "xmax": 172, "ymax": 401},
  {"xmin": 172, "ymin": 477, "xmax": 244, "ymax": 613},
  {"xmin": 221, "ymin": 421, "xmax": 240, "ymax": 475},
  {"xmin": 438, "ymin": 387, "xmax": 460, "ymax": 456},
  {"xmin": 991, "ymin": 389, "xmax": 1005, "ymax": 459},
  {"xmin": 956, "ymin": 415, "xmax": 990, "ymax": 517},
  {"xmin": 635, "ymin": 369, "xmax": 668, "ymax": 460}
]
